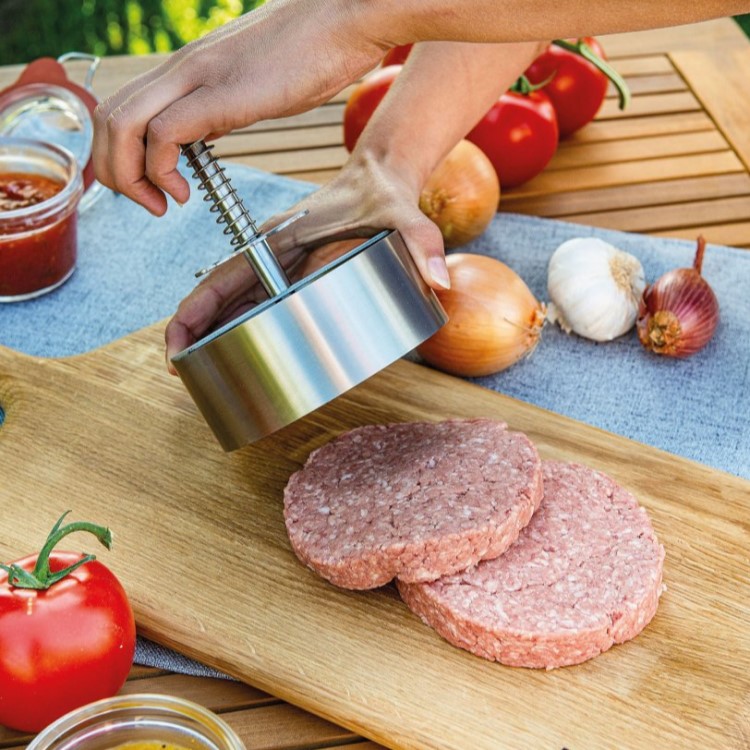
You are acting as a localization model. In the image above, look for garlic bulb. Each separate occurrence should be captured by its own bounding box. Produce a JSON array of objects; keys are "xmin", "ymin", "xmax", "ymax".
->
[{"xmin": 546, "ymin": 237, "xmax": 646, "ymax": 341}]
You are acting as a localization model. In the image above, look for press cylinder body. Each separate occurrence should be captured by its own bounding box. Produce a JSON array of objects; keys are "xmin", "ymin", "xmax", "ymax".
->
[{"xmin": 173, "ymin": 230, "xmax": 447, "ymax": 450}]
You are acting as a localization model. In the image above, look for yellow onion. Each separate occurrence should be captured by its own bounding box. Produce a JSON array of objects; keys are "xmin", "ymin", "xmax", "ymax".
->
[
  {"xmin": 419, "ymin": 140, "xmax": 500, "ymax": 249},
  {"xmin": 417, "ymin": 253, "xmax": 545, "ymax": 376},
  {"xmin": 637, "ymin": 235, "xmax": 719, "ymax": 357}
]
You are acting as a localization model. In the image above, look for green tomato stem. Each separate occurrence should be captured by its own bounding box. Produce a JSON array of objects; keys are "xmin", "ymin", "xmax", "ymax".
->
[
  {"xmin": 1, "ymin": 511, "xmax": 113, "ymax": 590},
  {"xmin": 552, "ymin": 38, "xmax": 631, "ymax": 110},
  {"xmin": 511, "ymin": 73, "xmax": 553, "ymax": 95}
]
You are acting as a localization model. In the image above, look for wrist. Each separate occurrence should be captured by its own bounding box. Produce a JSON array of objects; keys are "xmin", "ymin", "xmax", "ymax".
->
[
  {"xmin": 353, "ymin": 133, "xmax": 443, "ymax": 196},
  {"xmin": 341, "ymin": 0, "xmax": 421, "ymax": 48},
  {"xmin": 327, "ymin": 0, "xmax": 397, "ymax": 56}
]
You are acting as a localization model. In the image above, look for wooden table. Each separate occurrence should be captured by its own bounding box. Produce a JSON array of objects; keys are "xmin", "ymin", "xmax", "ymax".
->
[{"xmin": 1, "ymin": 17, "xmax": 749, "ymax": 750}]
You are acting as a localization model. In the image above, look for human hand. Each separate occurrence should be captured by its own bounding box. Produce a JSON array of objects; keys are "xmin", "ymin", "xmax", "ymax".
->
[
  {"xmin": 92, "ymin": 0, "xmax": 388, "ymax": 216},
  {"xmin": 164, "ymin": 151, "xmax": 448, "ymax": 372}
]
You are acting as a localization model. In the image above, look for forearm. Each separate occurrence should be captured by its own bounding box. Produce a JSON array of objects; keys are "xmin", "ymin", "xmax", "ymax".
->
[
  {"xmin": 353, "ymin": 0, "xmax": 750, "ymax": 46},
  {"xmin": 352, "ymin": 40, "xmax": 546, "ymax": 193}
]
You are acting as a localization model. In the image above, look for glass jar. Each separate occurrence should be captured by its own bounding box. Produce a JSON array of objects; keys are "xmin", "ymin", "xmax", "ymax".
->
[
  {"xmin": 0, "ymin": 137, "xmax": 83, "ymax": 302},
  {"xmin": 26, "ymin": 695, "xmax": 246, "ymax": 750}
]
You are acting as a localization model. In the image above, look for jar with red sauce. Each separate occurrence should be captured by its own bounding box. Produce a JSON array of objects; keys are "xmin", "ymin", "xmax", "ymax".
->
[{"xmin": 0, "ymin": 137, "xmax": 83, "ymax": 301}]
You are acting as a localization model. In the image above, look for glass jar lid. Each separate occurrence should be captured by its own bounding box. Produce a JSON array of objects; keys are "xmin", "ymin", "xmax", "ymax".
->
[{"xmin": 0, "ymin": 55, "xmax": 104, "ymax": 212}]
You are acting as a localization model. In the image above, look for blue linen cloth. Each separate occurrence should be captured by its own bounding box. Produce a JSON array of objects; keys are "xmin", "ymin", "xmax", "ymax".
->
[{"xmin": 2, "ymin": 164, "xmax": 749, "ymax": 675}]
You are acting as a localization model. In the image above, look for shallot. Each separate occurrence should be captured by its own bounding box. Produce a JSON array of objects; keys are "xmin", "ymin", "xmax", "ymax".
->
[{"xmin": 637, "ymin": 236, "xmax": 719, "ymax": 358}]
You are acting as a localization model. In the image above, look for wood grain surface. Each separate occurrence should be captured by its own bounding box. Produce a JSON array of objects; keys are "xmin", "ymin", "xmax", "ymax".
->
[{"xmin": 1, "ymin": 322, "xmax": 748, "ymax": 750}]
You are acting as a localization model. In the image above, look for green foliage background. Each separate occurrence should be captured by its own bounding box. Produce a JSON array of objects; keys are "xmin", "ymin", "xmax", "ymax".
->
[
  {"xmin": 0, "ymin": 0, "xmax": 264, "ymax": 66},
  {"xmin": 1, "ymin": 3, "xmax": 749, "ymax": 67}
]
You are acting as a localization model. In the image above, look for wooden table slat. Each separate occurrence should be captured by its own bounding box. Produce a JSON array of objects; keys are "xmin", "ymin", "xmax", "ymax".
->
[
  {"xmin": 560, "ymin": 193, "xmax": 750, "ymax": 236},
  {"xmin": 548, "ymin": 129, "xmax": 727, "ymax": 171},
  {"xmin": 0, "ymin": 731, "xmax": 26, "ymax": 749},
  {"xmin": 604, "ymin": 71, "xmax": 686, "ymax": 98},
  {"xmin": 215, "ymin": 125, "xmax": 343, "ymax": 158},
  {"xmin": 607, "ymin": 55, "xmax": 673, "ymax": 76},
  {"xmin": 221, "ymin": 704, "xmax": 359, "ymax": 750},
  {"xmin": 127, "ymin": 664, "xmax": 172, "ymax": 680},
  {"xmin": 506, "ymin": 150, "xmax": 744, "ymax": 199},
  {"xmin": 230, "ymin": 147, "xmax": 349, "ymax": 175},
  {"xmin": 501, "ymin": 173, "xmax": 750, "ymax": 217},
  {"xmin": 671, "ymin": 48, "xmax": 750, "ymax": 172},
  {"xmin": 596, "ymin": 90, "xmax": 700, "ymax": 119},
  {"xmin": 650, "ymin": 220, "xmax": 750, "ymax": 246},
  {"xmin": 565, "ymin": 111, "xmax": 714, "ymax": 144},
  {"xmin": 243, "ymin": 104, "xmax": 346, "ymax": 133}
]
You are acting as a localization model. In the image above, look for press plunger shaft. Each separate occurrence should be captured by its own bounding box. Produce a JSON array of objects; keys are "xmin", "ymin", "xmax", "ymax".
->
[{"xmin": 182, "ymin": 140, "xmax": 290, "ymax": 296}]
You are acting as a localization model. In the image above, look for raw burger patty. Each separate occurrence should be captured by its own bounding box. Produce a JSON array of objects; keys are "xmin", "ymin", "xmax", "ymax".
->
[
  {"xmin": 283, "ymin": 420, "xmax": 542, "ymax": 589},
  {"xmin": 397, "ymin": 461, "xmax": 665, "ymax": 668}
]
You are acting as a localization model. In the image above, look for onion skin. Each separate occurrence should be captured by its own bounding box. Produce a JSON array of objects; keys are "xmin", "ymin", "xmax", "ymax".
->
[
  {"xmin": 637, "ymin": 236, "xmax": 719, "ymax": 358},
  {"xmin": 419, "ymin": 140, "xmax": 500, "ymax": 249},
  {"xmin": 417, "ymin": 253, "xmax": 545, "ymax": 377}
]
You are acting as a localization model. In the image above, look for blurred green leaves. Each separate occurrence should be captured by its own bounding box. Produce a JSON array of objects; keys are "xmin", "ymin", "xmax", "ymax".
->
[{"xmin": 0, "ymin": 0, "xmax": 264, "ymax": 65}]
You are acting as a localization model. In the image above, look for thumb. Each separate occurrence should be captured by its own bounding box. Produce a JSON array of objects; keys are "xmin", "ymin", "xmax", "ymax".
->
[{"xmin": 396, "ymin": 212, "xmax": 451, "ymax": 290}]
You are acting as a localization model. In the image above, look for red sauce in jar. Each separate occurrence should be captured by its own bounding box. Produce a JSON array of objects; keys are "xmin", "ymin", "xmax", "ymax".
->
[
  {"xmin": 0, "ymin": 172, "xmax": 63, "ymax": 211},
  {"xmin": 0, "ymin": 171, "xmax": 77, "ymax": 299}
]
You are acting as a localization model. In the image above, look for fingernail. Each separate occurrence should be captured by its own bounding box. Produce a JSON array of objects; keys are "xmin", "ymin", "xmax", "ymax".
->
[{"xmin": 428, "ymin": 257, "xmax": 451, "ymax": 289}]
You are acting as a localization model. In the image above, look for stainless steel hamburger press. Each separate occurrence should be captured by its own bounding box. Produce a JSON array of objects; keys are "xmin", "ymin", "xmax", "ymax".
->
[{"xmin": 172, "ymin": 141, "xmax": 447, "ymax": 451}]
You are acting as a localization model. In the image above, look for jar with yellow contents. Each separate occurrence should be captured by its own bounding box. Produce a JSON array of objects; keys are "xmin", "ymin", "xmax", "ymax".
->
[{"xmin": 27, "ymin": 695, "xmax": 246, "ymax": 750}]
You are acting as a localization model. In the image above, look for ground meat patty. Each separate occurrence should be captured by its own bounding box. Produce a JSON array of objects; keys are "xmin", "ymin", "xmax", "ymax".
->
[
  {"xmin": 283, "ymin": 420, "xmax": 542, "ymax": 589},
  {"xmin": 397, "ymin": 461, "xmax": 665, "ymax": 668}
]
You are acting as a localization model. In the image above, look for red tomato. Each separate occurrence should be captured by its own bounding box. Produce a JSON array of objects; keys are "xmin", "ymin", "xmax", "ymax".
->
[
  {"xmin": 343, "ymin": 65, "xmax": 401, "ymax": 152},
  {"xmin": 381, "ymin": 44, "xmax": 413, "ymax": 67},
  {"xmin": 0, "ymin": 550, "xmax": 135, "ymax": 732},
  {"xmin": 467, "ymin": 90, "xmax": 559, "ymax": 189},
  {"xmin": 525, "ymin": 38, "xmax": 608, "ymax": 138}
]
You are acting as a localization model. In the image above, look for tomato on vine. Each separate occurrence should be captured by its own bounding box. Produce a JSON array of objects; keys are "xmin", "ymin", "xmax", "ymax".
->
[
  {"xmin": 0, "ymin": 513, "xmax": 135, "ymax": 733},
  {"xmin": 525, "ymin": 38, "xmax": 630, "ymax": 138},
  {"xmin": 467, "ymin": 84, "xmax": 559, "ymax": 189}
]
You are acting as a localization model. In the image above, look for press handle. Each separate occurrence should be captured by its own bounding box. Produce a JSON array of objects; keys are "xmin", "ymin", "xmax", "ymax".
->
[{"xmin": 181, "ymin": 140, "xmax": 291, "ymax": 296}]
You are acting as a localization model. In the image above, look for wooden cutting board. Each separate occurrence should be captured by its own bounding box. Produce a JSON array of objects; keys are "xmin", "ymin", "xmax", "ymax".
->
[{"xmin": 1, "ymin": 323, "xmax": 748, "ymax": 750}]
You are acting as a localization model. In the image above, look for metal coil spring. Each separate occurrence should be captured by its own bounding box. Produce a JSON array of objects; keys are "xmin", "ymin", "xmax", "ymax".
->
[{"xmin": 182, "ymin": 142, "xmax": 258, "ymax": 247}]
